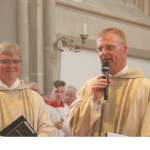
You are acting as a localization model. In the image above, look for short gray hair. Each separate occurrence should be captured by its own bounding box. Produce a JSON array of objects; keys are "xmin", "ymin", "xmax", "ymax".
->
[
  {"xmin": 66, "ymin": 85, "xmax": 78, "ymax": 93},
  {"xmin": 0, "ymin": 41, "xmax": 21, "ymax": 56},
  {"xmin": 97, "ymin": 27, "xmax": 127, "ymax": 44}
]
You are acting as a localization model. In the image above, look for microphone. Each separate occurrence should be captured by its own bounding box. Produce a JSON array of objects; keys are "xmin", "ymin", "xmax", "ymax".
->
[{"xmin": 101, "ymin": 60, "xmax": 109, "ymax": 100}]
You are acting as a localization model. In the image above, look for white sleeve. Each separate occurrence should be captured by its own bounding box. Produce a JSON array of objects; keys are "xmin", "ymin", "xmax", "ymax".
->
[
  {"xmin": 90, "ymin": 96, "xmax": 105, "ymax": 127},
  {"xmin": 31, "ymin": 92, "xmax": 57, "ymax": 136},
  {"xmin": 61, "ymin": 106, "xmax": 72, "ymax": 136}
]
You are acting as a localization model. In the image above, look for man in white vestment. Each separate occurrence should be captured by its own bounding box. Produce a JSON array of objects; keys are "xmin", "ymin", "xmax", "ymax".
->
[
  {"xmin": 0, "ymin": 41, "xmax": 56, "ymax": 136},
  {"xmin": 68, "ymin": 27, "xmax": 150, "ymax": 136}
]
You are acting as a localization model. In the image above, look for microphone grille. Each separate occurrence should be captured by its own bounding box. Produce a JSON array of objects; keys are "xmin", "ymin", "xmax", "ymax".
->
[
  {"xmin": 102, "ymin": 60, "xmax": 109, "ymax": 72},
  {"xmin": 102, "ymin": 60, "xmax": 109, "ymax": 67}
]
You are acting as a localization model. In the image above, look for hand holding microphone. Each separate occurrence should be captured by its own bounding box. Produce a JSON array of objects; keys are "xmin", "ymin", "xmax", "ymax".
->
[
  {"xmin": 91, "ymin": 60, "xmax": 111, "ymax": 104},
  {"xmin": 101, "ymin": 60, "xmax": 109, "ymax": 101}
]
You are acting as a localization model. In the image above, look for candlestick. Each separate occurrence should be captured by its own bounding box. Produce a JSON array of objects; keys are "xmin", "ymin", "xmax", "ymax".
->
[{"xmin": 83, "ymin": 22, "xmax": 87, "ymax": 35}]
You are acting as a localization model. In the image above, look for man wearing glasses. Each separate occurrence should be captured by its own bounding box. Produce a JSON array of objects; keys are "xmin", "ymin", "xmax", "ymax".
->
[
  {"xmin": 69, "ymin": 27, "xmax": 150, "ymax": 136},
  {"xmin": 0, "ymin": 41, "xmax": 56, "ymax": 136}
]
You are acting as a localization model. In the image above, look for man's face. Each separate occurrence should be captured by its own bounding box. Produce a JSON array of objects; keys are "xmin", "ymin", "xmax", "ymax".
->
[
  {"xmin": 96, "ymin": 33, "xmax": 128, "ymax": 75},
  {"xmin": 0, "ymin": 54, "xmax": 21, "ymax": 85},
  {"xmin": 65, "ymin": 91, "xmax": 77, "ymax": 106},
  {"xmin": 51, "ymin": 85, "xmax": 65, "ymax": 102}
]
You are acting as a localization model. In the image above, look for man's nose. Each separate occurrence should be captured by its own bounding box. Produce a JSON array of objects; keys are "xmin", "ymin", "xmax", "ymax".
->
[
  {"xmin": 101, "ymin": 47, "xmax": 109, "ymax": 53},
  {"xmin": 99, "ymin": 49, "xmax": 109, "ymax": 57},
  {"xmin": 58, "ymin": 93, "xmax": 63, "ymax": 96},
  {"xmin": 7, "ymin": 61, "xmax": 16, "ymax": 66}
]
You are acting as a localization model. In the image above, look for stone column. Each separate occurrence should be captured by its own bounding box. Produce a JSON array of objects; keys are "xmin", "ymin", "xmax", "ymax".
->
[
  {"xmin": 124, "ymin": 0, "xmax": 135, "ymax": 6},
  {"xmin": 16, "ymin": 0, "xmax": 30, "ymax": 83},
  {"xmin": 36, "ymin": 0, "xmax": 44, "ymax": 92},
  {"xmin": 129, "ymin": 0, "xmax": 135, "ymax": 4},
  {"xmin": 139, "ymin": 0, "xmax": 144, "ymax": 11},
  {"xmin": 43, "ymin": 0, "xmax": 61, "ymax": 94},
  {"xmin": 28, "ymin": 0, "xmax": 44, "ymax": 92},
  {"xmin": 143, "ymin": 0, "xmax": 150, "ymax": 16}
]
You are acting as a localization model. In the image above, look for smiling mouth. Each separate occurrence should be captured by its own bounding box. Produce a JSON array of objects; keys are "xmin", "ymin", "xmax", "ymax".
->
[
  {"xmin": 6, "ymin": 70, "xmax": 16, "ymax": 72},
  {"xmin": 102, "ymin": 59, "xmax": 112, "ymax": 64}
]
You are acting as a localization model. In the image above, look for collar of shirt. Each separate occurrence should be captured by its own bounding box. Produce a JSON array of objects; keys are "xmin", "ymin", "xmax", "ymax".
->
[
  {"xmin": 111, "ymin": 65, "xmax": 128, "ymax": 77},
  {"xmin": 0, "ymin": 78, "xmax": 20, "ymax": 90},
  {"xmin": 47, "ymin": 100, "xmax": 65, "ymax": 108}
]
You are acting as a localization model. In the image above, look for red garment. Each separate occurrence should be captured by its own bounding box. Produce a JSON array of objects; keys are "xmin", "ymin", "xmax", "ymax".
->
[{"xmin": 47, "ymin": 100, "xmax": 64, "ymax": 108}]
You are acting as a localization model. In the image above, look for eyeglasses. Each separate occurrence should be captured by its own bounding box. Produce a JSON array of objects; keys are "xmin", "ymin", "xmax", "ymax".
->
[
  {"xmin": 0, "ymin": 59, "xmax": 22, "ymax": 65},
  {"xmin": 97, "ymin": 43, "xmax": 123, "ymax": 53}
]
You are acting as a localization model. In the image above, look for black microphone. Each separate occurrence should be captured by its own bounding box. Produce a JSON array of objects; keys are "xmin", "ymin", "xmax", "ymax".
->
[{"xmin": 101, "ymin": 60, "xmax": 109, "ymax": 100}]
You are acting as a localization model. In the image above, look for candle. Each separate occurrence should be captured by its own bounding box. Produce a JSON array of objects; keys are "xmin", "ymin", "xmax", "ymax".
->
[{"xmin": 83, "ymin": 22, "xmax": 87, "ymax": 35}]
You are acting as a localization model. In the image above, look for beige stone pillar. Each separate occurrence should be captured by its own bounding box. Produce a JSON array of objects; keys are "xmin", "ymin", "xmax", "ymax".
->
[
  {"xmin": 43, "ymin": 0, "xmax": 61, "ymax": 94},
  {"xmin": 36, "ymin": 0, "xmax": 44, "ymax": 92},
  {"xmin": 28, "ymin": 0, "xmax": 44, "ymax": 92},
  {"xmin": 124, "ymin": 0, "xmax": 136, "ymax": 6},
  {"xmin": 143, "ymin": 0, "xmax": 150, "ymax": 16},
  {"xmin": 129, "ymin": 0, "xmax": 135, "ymax": 4},
  {"xmin": 16, "ymin": 0, "xmax": 30, "ymax": 83},
  {"xmin": 133, "ymin": 0, "xmax": 140, "ymax": 6},
  {"xmin": 133, "ymin": 0, "xmax": 138, "ymax": 5},
  {"xmin": 139, "ymin": 0, "xmax": 144, "ymax": 11}
]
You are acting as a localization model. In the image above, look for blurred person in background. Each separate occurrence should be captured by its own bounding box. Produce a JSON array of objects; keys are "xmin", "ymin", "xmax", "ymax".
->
[
  {"xmin": 64, "ymin": 85, "xmax": 77, "ymax": 108},
  {"xmin": 47, "ymin": 80, "xmax": 72, "ymax": 136},
  {"xmin": 29, "ymin": 82, "xmax": 42, "ymax": 95}
]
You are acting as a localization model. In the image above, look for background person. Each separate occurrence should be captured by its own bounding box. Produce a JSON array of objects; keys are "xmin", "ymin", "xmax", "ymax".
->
[
  {"xmin": 47, "ymin": 80, "xmax": 71, "ymax": 136},
  {"xmin": 64, "ymin": 85, "xmax": 77, "ymax": 107}
]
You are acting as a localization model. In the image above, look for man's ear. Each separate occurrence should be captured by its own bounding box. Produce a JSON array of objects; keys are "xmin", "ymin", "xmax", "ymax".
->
[{"xmin": 123, "ymin": 44, "xmax": 128, "ymax": 55}]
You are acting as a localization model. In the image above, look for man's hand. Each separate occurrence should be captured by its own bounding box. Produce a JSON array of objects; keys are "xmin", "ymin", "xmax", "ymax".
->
[
  {"xmin": 91, "ymin": 75, "xmax": 112, "ymax": 104},
  {"xmin": 54, "ymin": 119, "xmax": 64, "ymax": 130}
]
